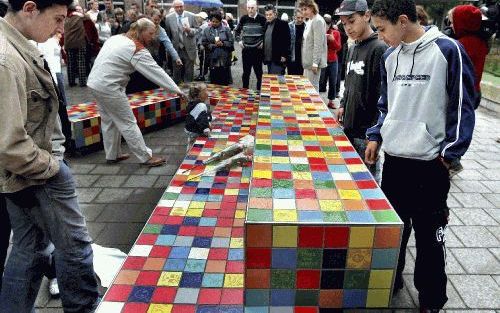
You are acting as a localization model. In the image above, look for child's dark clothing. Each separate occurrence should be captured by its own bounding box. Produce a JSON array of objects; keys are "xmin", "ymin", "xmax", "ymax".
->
[{"xmin": 185, "ymin": 101, "xmax": 212, "ymax": 150}]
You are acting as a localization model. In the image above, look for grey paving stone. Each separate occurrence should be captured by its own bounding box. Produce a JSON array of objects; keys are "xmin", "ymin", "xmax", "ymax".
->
[
  {"xmin": 484, "ymin": 194, "xmax": 500, "ymax": 208},
  {"xmin": 478, "ymin": 160, "xmax": 500, "ymax": 169},
  {"xmin": 475, "ymin": 152, "xmax": 500, "ymax": 161},
  {"xmin": 73, "ymin": 174, "xmax": 100, "ymax": 187},
  {"xmin": 493, "ymin": 275, "xmax": 500, "ymax": 286},
  {"xmin": 154, "ymin": 176, "xmax": 174, "ymax": 188},
  {"xmin": 446, "ymin": 250, "xmax": 466, "ymax": 274},
  {"xmin": 98, "ymin": 203, "xmax": 153, "ymax": 223},
  {"xmin": 69, "ymin": 163, "xmax": 96, "ymax": 174},
  {"xmin": 79, "ymin": 203, "xmax": 106, "ymax": 222},
  {"xmin": 94, "ymin": 222, "xmax": 144, "ymax": 246},
  {"xmin": 404, "ymin": 274, "xmax": 466, "ymax": 309},
  {"xmin": 76, "ymin": 187, "xmax": 102, "ymax": 203},
  {"xmin": 485, "ymin": 211, "xmax": 500, "ymax": 225},
  {"xmin": 449, "ymin": 275, "xmax": 500, "ymax": 308},
  {"xmin": 448, "ymin": 194, "xmax": 463, "ymax": 208},
  {"xmin": 453, "ymin": 180, "xmax": 492, "ymax": 193},
  {"xmin": 35, "ymin": 277, "xmax": 50, "ymax": 308},
  {"xmin": 478, "ymin": 169, "xmax": 500, "ymax": 180},
  {"xmin": 453, "ymin": 193, "xmax": 495, "ymax": 208},
  {"xmin": 449, "ymin": 210, "xmax": 465, "ymax": 226},
  {"xmin": 390, "ymin": 287, "xmax": 416, "ymax": 309},
  {"xmin": 453, "ymin": 209, "xmax": 499, "ymax": 226},
  {"xmin": 446, "ymin": 228, "xmax": 466, "ymax": 248},
  {"xmin": 90, "ymin": 165, "xmax": 121, "ymax": 175},
  {"xmin": 93, "ymin": 188, "xmax": 132, "ymax": 203},
  {"xmin": 446, "ymin": 310, "xmax": 496, "ymax": 313},
  {"xmin": 148, "ymin": 164, "xmax": 181, "ymax": 176},
  {"xmin": 122, "ymin": 175, "xmax": 159, "ymax": 188},
  {"xmin": 86, "ymin": 222, "xmax": 106, "ymax": 240},
  {"xmin": 460, "ymin": 159, "xmax": 486, "ymax": 170},
  {"xmin": 450, "ymin": 248, "xmax": 500, "ymax": 274},
  {"xmin": 456, "ymin": 169, "xmax": 487, "ymax": 180},
  {"xmin": 93, "ymin": 175, "xmax": 128, "ymax": 187},
  {"xmin": 482, "ymin": 181, "xmax": 500, "ymax": 193},
  {"xmin": 402, "ymin": 249, "xmax": 415, "ymax": 274},
  {"xmin": 487, "ymin": 226, "xmax": 500, "ymax": 241},
  {"xmin": 451, "ymin": 226, "xmax": 499, "ymax": 248},
  {"xmin": 163, "ymin": 145, "xmax": 188, "ymax": 154},
  {"xmin": 118, "ymin": 164, "xmax": 149, "ymax": 175},
  {"xmin": 489, "ymin": 248, "xmax": 500, "ymax": 261},
  {"xmin": 450, "ymin": 182, "xmax": 462, "ymax": 193},
  {"xmin": 126, "ymin": 188, "xmax": 164, "ymax": 204}
]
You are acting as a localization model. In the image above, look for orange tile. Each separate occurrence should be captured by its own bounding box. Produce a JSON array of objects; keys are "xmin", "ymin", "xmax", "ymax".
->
[
  {"xmin": 289, "ymin": 151, "xmax": 307, "ymax": 158},
  {"xmin": 294, "ymin": 180, "xmax": 314, "ymax": 189},
  {"xmin": 335, "ymin": 181, "xmax": 358, "ymax": 189},
  {"xmin": 296, "ymin": 198, "xmax": 320, "ymax": 210},
  {"xmin": 248, "ymin": 198, "xmax": 273, "ymax": 210},
  {"xmin": 254, "ymin": 163, "xmax": 272, "ymax": 170},
  {"xmin": 143, "ymin": 258, "xmax": 165, "ymax": 271},
  {"xmin": 246, "ymin": 225, "xmax": 272, "ymax": 247},
  {"xmin": 319, "ymin": 289, "xmax": 343, "ymax": 308},
  {"xmin": 343, "ymin": 200, "xmax": 366, "ymax": 211},
  {"xmin": 233, "ymin": 219, "xmax": 245, "ymax": 227},
  {"xmin": 245, "ymin": 269, "xmax": 270, "ymax": 288},
  {"xmin": 326, "ymin": 158, "xmax": 345, "ymax": 165},
  {"xmin": 206, "ymin": 260, "xmax": 227, "ymax": 273},
  {"xmin": 347, "ymin": 249, "xmax": 372, "ymax": 269},
  {"xmin": 113, "ymin": 270, "xmax": 140, "ymax": 285},
  {"xmin": 205, "ymin": 202, "xmax": 221, "ymax": 210},
  {"xmin": 374, "ymin": 227, "xmax": 401, "ymax": 248},
  {"xmin": 214, "ymin": 227, "xmax": 232, "ymax": 237},
  {"xmin": 316, "ymin": 189, "xmax": 338, "ymax": 200}
]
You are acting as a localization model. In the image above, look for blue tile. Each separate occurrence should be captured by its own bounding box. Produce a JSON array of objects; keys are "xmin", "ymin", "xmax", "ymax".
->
[
  {"xmin": 212, "ymin": 183, "xmax": 226, "ymax": 189},
  {"xmin": 371, "ymin": 249, "xmax": 399, "ymax": 269},
  {"xmin": 184, "ymin": 259, "xmax": 206, "ymax": 272},
  {"xmin": 228, "ymin": 248, "xmax": 244, "ymax": 261},
  {"xmin": 298, "ymin": 211, "xmax": 324, "ymax": 222},
  {"xmin": 245, "ymin": 290, "xmax": 269, "ymax": 306},
  {"xmin": 185, "ymin": 181, "xmax": 199, "ymax": 187},
  {"xmin": 312, "ymin": 172, "xmax": 333, "ymax": 181},
  {"xmin": 328, "ymin": 165, "xmax": 349, "ymax": 173},
  {"xmin": 156, "ymin": 235, "xmax": 176, "ymax": 246},
  {"xmin": 183, "ymin": 217, "xmax": 200, "ymax": 226},
  {"xmin": 272, "ymin": 249, "xmax": 297, "ymax": 269},
  {"xmin": 174, "ymin": 236, "xmax": 194, "ymax": 247},
  {"xmin": 343, "ymin": 289, "xmax": 367, "ymax": 308},
  {"xmin": 270, "ymin": 289, "xmax": 295, "ymax": 306},
  {"xmin": 174, "ymin": 288, "xmax": 199, "ymax": 304},
  {"xmin": 352, "ymin": 172, "xmax": 372, "ymax": 181},
  {"xmin": 161, "ymin": 225, "xmax": 180, "ymax": 235},
  {"xmin": 272, "ymin": 151, "xmax": 289, "ymax": 157},
  {"xmin": 208, "ymin": 195, "xmax": 223, "ymax": 202},
  {"xmin": 360, "ymin": 189, "xmax": 385, "ymax": 200},
  {"xmin": 180, "ymin": 272, "xmax": 203, "ymax": 288},
  {"xmin": 219, "ymin": 306, "xmax": 244, "ymax": 313},
  {"xmin": 245, "ymin": 307, "xmax": 268, "ymax": 313},
  {"xmin": 177, "ymin": 194, "xmax": 194, "ymax": 201},
  {"xmin": 164, "ymin": 258, "xmax": 186, "ymax": 271},
  {"xmin": 341, "ymin": 152, "xmax": 359, "ymax": 158},
  {"xmin": 127, "ymin": 286, "xmax": 154, "ymax": 302},
  {"xmin": 170, "ymin": 247, "xmax": 191, "ymax": 259},
  {"xmin": 202, "ymin": 273, "xmax": 224, "ymax": 287},
  {"xmin": 199, "ymin": 217, "xmax": 217, "ymax": 226},
  {"xmin": 211, "ymin": 238, "xmax": 230, "ymax": 248},
  {"xmin": 346, "ymin": 211, "xmax": 375, "ymax": 223},
  {"xmin": 197, "ymin": 306, "xmax": 218, "ymax": 313},
  {"xmin": 272, "ymin": 164, "xmax": 292, "ymax": 171},
  {"xmin": 193, "ymin": 237, "xmax": 212, "ymax": 248},
  {"xmin": 272, "ymin": 188, "xmax": 295, "ymax": 199},
  {"xmin": 238, "ymin": 195, "xmax": 249, "ymax": 203},
  {"xmin": 196, "ymin": 188, "xmax": 211, "ymax": 195},
  {"xmin": 193, "ymin": 194, "xmax": 209, "ymax": 201}
]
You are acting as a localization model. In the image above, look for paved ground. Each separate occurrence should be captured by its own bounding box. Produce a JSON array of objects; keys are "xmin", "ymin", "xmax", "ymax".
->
[{"xmin": 32, "ymin": 55, "xmax": 500, "ymax": 312}]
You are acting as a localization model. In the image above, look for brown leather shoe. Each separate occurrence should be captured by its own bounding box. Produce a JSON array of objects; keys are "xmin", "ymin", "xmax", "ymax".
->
[
  {"xmin": 106, "ymin": 154, "xmax": 130, "ymax": 164},
  {"xmin": 142, "ymin": 156, "xmax": 166, "ymax": 167}
]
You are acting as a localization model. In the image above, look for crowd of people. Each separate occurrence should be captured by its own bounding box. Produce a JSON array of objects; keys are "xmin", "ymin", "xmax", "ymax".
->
[{"xmin": 0, "ymin": 0, "xmax": 494, "ymax": 311}]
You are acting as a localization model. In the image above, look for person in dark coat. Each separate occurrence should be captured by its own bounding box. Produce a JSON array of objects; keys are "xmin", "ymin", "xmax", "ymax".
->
[{"xmin": 262, "ymin": 4, "xmax": 290, "ymax": 75}]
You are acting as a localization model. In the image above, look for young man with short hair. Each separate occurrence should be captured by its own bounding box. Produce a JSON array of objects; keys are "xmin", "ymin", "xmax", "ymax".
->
[
  {"xmin": 335, "ymin": 0, "xmax": 387, "ymax": 181},
  {"xmin": 366, "ymin": 0, "xmax": 476, "ymax": 311},
  {"xmin": 0, "ymin": 0, "xmax": 99, "ymax": 311}
]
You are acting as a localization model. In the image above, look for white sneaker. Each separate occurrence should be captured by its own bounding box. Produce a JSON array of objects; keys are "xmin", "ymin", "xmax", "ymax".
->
[{"xmin": 49, "ymin": 278, "xmax": 60, "ymax": 297}]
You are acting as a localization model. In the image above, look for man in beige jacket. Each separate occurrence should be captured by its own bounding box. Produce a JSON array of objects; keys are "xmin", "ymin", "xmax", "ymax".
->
[{"xmin": 0, "ymin": 0, "xmax": 98, "ymax": 312}]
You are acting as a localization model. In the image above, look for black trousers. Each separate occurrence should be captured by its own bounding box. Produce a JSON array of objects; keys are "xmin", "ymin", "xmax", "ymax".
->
[
  {"xmin": 242, "ymin": 47, "xmax": 263, "ymax": 90},
  {"xmin": 287, "ymin": 61, "xmax": 303, "ymax": 76},
  {"xmin": 382, "ymin": 154, "xmax": 450, "ymax": 309},
  {"xmin": 210, "ymin": 66, "xmax": 230, "ymax": 86},
  {"xmin": 0, "ymin": 194, "xmax": 10, "ymax": 293}
]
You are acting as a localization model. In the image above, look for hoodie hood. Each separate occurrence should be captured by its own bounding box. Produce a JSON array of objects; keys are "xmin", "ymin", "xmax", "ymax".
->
[
  {"xmin": 452, "ymin": 5, "xmax": 482, "ymax": 38},
  {"xmin": 356, "ymin": 31, "xmax": 379, "ymax": 45}
]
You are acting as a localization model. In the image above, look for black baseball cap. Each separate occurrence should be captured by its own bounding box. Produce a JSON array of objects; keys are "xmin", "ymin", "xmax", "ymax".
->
[{"xmin": 335, "ymin": 0, "xmax": 369, "ymax": 16}]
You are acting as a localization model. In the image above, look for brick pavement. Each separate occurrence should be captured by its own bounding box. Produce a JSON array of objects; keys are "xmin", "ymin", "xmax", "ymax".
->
[{"xmin": 32, "ymin": 59, "xmax": 500, "ymax": 311}]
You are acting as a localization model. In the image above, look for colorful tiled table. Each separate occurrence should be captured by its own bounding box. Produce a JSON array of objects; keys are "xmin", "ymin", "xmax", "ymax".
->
[
  {"xmin": 244, "ymin": 75, "xmax": 403, "ymax": 309},
  {"xmin": 68, "ymin": 89, "xmax": 184, "ymax": 150},
  {"xmin": 97, "ymin": 77, "xmax": 402, "ymax": 312},
  {"xmin": 97, "ymin": 86, "xmax": 260, "ymax": 313}
]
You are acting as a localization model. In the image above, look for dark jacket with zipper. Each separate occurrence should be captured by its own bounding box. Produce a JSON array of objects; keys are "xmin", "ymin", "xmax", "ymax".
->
[{"xmin": 340, "ymin": 32, "xmax": 387, "ymax": 139}]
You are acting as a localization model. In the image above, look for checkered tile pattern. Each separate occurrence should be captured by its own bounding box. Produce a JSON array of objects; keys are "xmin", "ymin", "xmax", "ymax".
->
[{"xmin": 244, "ymin": 75, "xmax": 403, "ymax": 308}]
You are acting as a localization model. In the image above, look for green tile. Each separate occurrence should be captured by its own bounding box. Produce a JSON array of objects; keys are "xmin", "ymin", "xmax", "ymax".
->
[
  {"xmin": 271, "ymin": 269, "xmax": 295, "ymax": 289},
  {"xmin": 273, "ymin": 179, "xmax": 293, "ymax": 188},
  {"xmin": 321, "ymin": 146, "xmax": 339, "ymax": 152},
  {"xmin": 295, "ymin": 290, "xmax": 318, "ymax": 306},
  {"xmin": 161, "ymin": 192, "xmax": 178, "ymax": 200},
  {"xmin": 247, "ymin": 209, "xmax": 273, "ymax": 222},
  {"xmin": 250, "ymin": 188, "xmax": 273, "ymax": 198},
  {"xmin": 292, "ymin": 164, "xmax": 310, "ymax": 172},
  {"xmin": 344, "ymin": 270, "xmax": 370, "ymax": 289},
  {"xmin": 323, "ymin": 211, "xmax": 348, "ymax": 223},
  {"xmin": 297, "ymin": 249, "xmax": 323, "ymax": 268},
  {"xmin": 372, "ymin": 210, "xmax": 401, "ymax": 223},
  {"xmin": 256, "ymin": 144, "xmax": 272, "ymax": 150},
  {"xmin": 245, "ymin": 289, "xmax": 269, "ymax": 306},
  {"xmin": 143, "ymin": 224, "xmax": 162, "ymax": 234},
  {"xmin": 314, "ymin": 180, "xmax": 335, "ymax": 189}
]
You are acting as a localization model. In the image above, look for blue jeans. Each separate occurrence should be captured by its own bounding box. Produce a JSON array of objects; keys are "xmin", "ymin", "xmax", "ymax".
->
[
  {"xmin": 0, "ymin": 161, "xmax": 98, "ymax": 313},
  {"xmin": 267, "ymin": 62, "xmax": 285, "ymax": 75},
  {"xmin": 327, "ymin": 61, "xmax": 338, "ymax": 100}
]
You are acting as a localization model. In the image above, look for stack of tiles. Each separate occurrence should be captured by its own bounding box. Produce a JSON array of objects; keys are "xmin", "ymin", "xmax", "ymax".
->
[
  {"xmin": 97, "ymin": 87, "xmax": 260, "ymax": 313},
  {"xmin": 244, "ymin": 75, "xmax": 403, "ymax": 309},
  {"xmin": 67, "ymin": 89, "xmax": 183, "ymax": 149}
]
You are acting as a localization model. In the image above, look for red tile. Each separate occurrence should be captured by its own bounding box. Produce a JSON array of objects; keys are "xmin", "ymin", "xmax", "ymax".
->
[
  {"xmin": 226, "ymin": 261, "xmax": 244, "ymax": 273},
  {"xmin": 153, "ymin": 207, "xmax": 171, "ymax": 216},
  {"xmin": 324, "ymin": 226, "xmax": 349, "ymax": 248},
  {"xmin": 208, "ymin": 248, "xmax": 229, "ymax": 260},
  {"xmin": 151, "ymin": 287, "xmax": 177, "ymax": 303},
  {"xmin": 217, "ymin": 218, "xmax": 234, "ymax": 227},
  {"xmin": 166, "ymin": 216, "xmax": 184, "ymax": 225},
  {"xmin": 246, "ymin": 248, "xmax": 271, "ymax": 268},
  {"xmin": 179, "ymin": 226, "xmax": 197, "ymax": 236},
  {"xmin": 220, "ymin": 289, "xmax": 244, "ymax": 304},
  {"xmin": 122, "ymin": 257, "xmax": 147, "ymax": 270},
  {"xmin": 295, "ymin": 307, "xmax": 318, "ymax": 313},
  {"xmin": 231, "ymin": 227, "xmax": 244, "ymax": 237},
  {"xmin": 356, "ymin": 180, "xmax": 378, "ymax": 189},
  {"xmin": 172, "ymin": 305, "xmax": 196, "ymax": 313},
  {"xmin": 221, "ymin": 202, "xmax": 237, "ymax": 210},
  {"xmin": 104, "ymin": 285, "xmax": 132, "ymax": 301},
  {"xmin": 196, "ymin": 227, "xmax": 215, "ymax": 237},
  {"xmin": 149, "ymin": 246, "xmax": 171, "ymax": 258},
  {"xmin": 310, "ymin": 164, "xmax": 329, "ymax": 172},
  {"xmin": 295, "ymin": 189, "xmax": 316, "ymax": 199},
  {"xmin": 137, "ymin": 234, "xmax": 158, "ymax": 245},
  {"xmin": 345, "ymin": 158, "xmax": 363, "ymax": 164},
  {"xmin": 299, "ymin": 226, "xmax": 324, "ymax": 248},
  {"xmin": 123, "ymin": 303, "xmax": 148, "ymax": 313},
  {"xmin": 273, "ymin": 171, "xmax": 292, "ymax": 179},
  {"xmin": 296, "ymin": 270, "xmax": 320, "ymax": 289},
  {"xmin": 135, "ymin": 271, "xmax": 160, "ymax": 286},
  {"xmin": 198, "ymin": 288, "xmax": 222, "ymax": 304},
  {"xmin": 366, "ymin": 199, "xmax": 391, "ymax": 210},
  {"xmin": 149, "ymin": 215, "xmax": 168, "ymax": 224},
  {"xmin": 252, "ymin": 179, "xmax": 273, "ymax": 188}
]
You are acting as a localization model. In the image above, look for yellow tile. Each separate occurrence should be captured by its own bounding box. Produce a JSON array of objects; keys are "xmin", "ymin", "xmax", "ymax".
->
[
  {"xmin": 366, "ymin": 289, "xmax": 391, "ymax": 307},
  {"xmin": 235, "ymin": 210, "xmax": 246, "ymax": 219},
  {"xmin": 324, "ymin": 152, "xmax": 341, "ymax": 158},
  {"xmin": 347, "ymin": 164, "xmax": 366, "ymax": 173},
  {"xmin": 241, "ymin": 177, "xmax": 250, "ymax": 184},
  {"xmin": 349, "ymin": 227, "xmax": 375, "ymax": 248},
  {"xmin": 272, "ymin": 140, "xmax": 288, "ymax": 146},
  {"xmin": 292, "ymin": 172, "xmax": 312, "ymax": 180},
  {"xmin": 272, "ymin": 157, "xmax": 290, "ymax": 164},
  {"xmin": 259, "ymin": 129, "xmax": 271, "ymax": 135},
  {"xmin": 157, "ymin": 272, "xmax": 182, "ymax": 286},
  {"xmin": 253, "ymin": 170, "xmax": 272, "ymax": 179},
  {"xmin": 230, "ymin": 237, "xmax": 243, "ymax": 248},
  {"xmin": 170, "ymin": 207, "xmax": 187, "ymax": 216},
  {"xmin": 148, "ymin": 304, "xmax": 173, "ymax": 313},
  {"xmin": 273, "ymin": 225, "xmax": 298, "ymax": 247},
  {"xmin": 339, "ymin": 189, "xmax": 362, "ymax": 200},
  {"xmin": 346, "ymin": 249, "xmax": 372, "ymax": 269},
  {"xmin": 335, "ymin": 141, "xmax": 351, "ymax": 147},
  {"xmin": 302, "ymin": 135, "xmax": 317, "ymax": 141},
  {"xmin": 306, "ymin": 151, "xmax": 324, "ymax": 158},
  {"xmin": 189, "ymin": 202, "xmax": 205, "ymax": 209},
  {"xmin": 274, "ymin": 210, "xmax": 298, "ymax": 222},
  {"xmin": 186, "ymin": 208, "xmax": 203, "ymax": 217},
  {"xmin": 254, "ymin": 156, "xmax": 272, "ymax": 163},
  {"xmin": 368, "ymin": 270, "xmax": 393, "ymax": 289},
  {"xmin": 319, "ymin": 200, "xmax": 343, "ymax": 211},
  {"xmin": 256, "ymin": 139, "xmax": 271, "ymax": 145},
  {"xmin": 288, "ymin": 140, "xmax": 303, "ymax": 146},
  {"xmin": 225, "ymin": 189, "xmax": 239, "ymax": 195},
  {"xmin": 224, "ymin": 274, "xmax": 244, "ymax": 288}
]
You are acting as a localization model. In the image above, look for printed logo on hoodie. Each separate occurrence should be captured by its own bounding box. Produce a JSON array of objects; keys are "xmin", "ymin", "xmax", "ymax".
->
[{"xmin": 347, "ymin": 60, "xmax": 365, "ymax": 75}]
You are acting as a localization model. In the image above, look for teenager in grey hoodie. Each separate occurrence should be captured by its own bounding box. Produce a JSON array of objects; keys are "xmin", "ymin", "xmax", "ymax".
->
[{"xmin": 366, "ymin": 0, "xmax": 476, "ymax": 311}]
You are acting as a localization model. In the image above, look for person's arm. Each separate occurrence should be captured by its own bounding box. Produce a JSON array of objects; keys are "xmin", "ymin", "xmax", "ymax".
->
[
  {"xmin": 330, "ymin": 30, "xmax": 341, "ymax": 52},
  {"xmin": 0, "ymin": 65, "xmax": 60, "ymax": 179},
  {"xmin": 281, "ymin": 21, "xmax": 291, "ymax": 61},
  {"xmin": 437, "ymin": 38, "xmax": 476, "ymax": 163},
  {"xmin": 312, "ymin": 18, "xmax": 324, "ymax": 70},
  {"xmin": 367, "ymin": 43, "xmax": 388, "ymax": 125},
  {"xmin": 158, "ymin": 26, "xmax": 180, "ymax": 61},
  {"xmin": 223, "ymin": 27, "xmax": 234, "ymax": 49},
  {"xmin": 131, "ymin": 49, "xmax": 183, "ymax": 95},
  {"xmin": 234, "ymin": 16, "xmax": 243, "ymax": 42},
  {"xmin": 201, "ymin": 27, "xmax": 215, "ymax": 50},
  {"xmin": 184, "ymin": 14, "xmax": 198, "ymax": 37}
]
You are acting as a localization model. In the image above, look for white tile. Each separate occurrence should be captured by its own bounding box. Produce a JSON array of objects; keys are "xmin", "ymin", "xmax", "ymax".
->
[{"xmin": 128, "ymin": 245, "xmax": 153, "ymax": 257}]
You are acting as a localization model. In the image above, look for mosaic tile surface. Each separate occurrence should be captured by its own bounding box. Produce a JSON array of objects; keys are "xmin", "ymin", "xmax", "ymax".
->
[
  {"xmin": 68, "ymin": 89, "xmax": 184, "ymax": 149},
  {"xmin": 97, "ymin": 86, "xmax": 259, "ymax": 313},
  {"xmin": 244, "ymin": 75, "xmax": 403, "ymax": 308}
]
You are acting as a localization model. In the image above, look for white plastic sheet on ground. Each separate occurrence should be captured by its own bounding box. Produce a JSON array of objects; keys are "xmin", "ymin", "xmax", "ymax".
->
[{"xmin": 91, "ymin": 244, "xmax": 127, "ymax": 288}]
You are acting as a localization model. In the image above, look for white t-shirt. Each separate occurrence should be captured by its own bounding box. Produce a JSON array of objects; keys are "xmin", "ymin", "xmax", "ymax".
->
[{"xmin": 35, "ymin": 37, "xmax": 62, "ymax": 83}]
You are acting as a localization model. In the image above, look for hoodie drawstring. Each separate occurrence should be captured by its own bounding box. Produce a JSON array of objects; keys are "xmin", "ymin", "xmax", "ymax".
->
[{"xmin": 392, "ymin": 41, "xmax": 425, "ymax": 81}]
